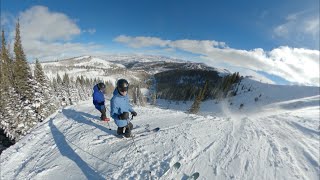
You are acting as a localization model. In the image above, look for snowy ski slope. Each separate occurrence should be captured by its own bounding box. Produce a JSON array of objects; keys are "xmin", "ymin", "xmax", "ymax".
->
[{"xmin": 1, "ymin": 79, "xmax": 319, "ymax": 180}]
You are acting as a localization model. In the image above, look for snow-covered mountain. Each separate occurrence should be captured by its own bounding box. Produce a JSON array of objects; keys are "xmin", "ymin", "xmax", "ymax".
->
[
  {"xmin": 31, "ymin": 55, "xmax": 230, "ymax": 86},
  {"xmin": 1, "ymin": 78, "xmax": 319, "ymax": 180}
]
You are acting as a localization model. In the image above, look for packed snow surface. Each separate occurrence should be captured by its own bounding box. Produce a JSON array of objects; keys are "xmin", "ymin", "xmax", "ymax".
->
[{"xmin": 1, "ymin": 79, "xmax": 319, "ymax": 180}]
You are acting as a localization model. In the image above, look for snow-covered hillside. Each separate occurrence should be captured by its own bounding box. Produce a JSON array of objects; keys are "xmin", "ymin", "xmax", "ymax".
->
[
  {"xmin": 30, "ymin": 56, "xmax": 128, "ymax": 85},
  {"xmin": 30, "ymin": 55, "xmax": 230, "ymax": 86},
  {"xmin": 1, "ymin": 79, "xmax": 319, "ymax": 180}
]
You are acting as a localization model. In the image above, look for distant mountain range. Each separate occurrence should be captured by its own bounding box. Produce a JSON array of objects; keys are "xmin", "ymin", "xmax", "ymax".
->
[{"xmin": 31, "ymin": 55, "xmax": 231, "ymax": 86}]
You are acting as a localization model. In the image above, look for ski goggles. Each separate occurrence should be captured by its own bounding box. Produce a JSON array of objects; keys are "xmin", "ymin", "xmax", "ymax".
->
[{"xmin": 118, "ymin": 86, "xmax": 128, "ymax": 92}]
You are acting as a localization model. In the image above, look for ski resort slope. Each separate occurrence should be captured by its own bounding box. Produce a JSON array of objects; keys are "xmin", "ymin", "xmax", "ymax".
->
[{"xmin": 1, "ymin": 81, "xmax": 319, "ymax": 180}]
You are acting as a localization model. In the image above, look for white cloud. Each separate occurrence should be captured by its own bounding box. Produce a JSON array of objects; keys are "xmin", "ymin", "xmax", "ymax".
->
[
  {"xmin": 274, "ymin": 25, "xmax": 289, "ymax": 37},
  {"xmin": 268, "ymin": 47, "xmax": 319, "ymax": 85},
  {"xmin": 83, "ymin": 28, "xmax": 96, "ymax": 34},
  {"xmin": 1, "ymin": 13, "xmax": 10, "ymax": 27},
  {"xmin": 115, "ymin": 35, "xmax": 320, "ymax": 86},
  {"xmin": 24, "ymin": 40, "xmax": 105, "ymax": 61},
  {"xmin": 18, "ymin": 6, "xmax": 81, "ymax": 41},
  {"xmin": 273, "ymin": 10, "xmax": 319, "ymax": 48},
  {"xmin": 1, "ymin": 12, "xmax": 15, "ymax": 32},
  {"xmin": 114, "ymin": 35, "xmax": 170, "ymax": 48},
  {"xmin": 212, "ymin": 64, "xmax": 277, "ymax": 84},
  {"xmin": 169, "ymin": 39, "xmax": 227, "ymax": 52},
  {"xmin": 304, "ymin": 17, "xmax": 319, "ymax": 36},
  {"xmin": 114, "ymin": 35, "xmax": 227, "ymax": 50},
  {"xmin": 7, "ymin": 6, "xmax": 103, "ymax": 61}
]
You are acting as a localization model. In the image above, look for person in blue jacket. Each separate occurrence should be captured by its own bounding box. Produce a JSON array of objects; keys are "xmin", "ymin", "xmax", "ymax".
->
[
  {"xmin": 93, "ymin": 82, "xmax": 109, "ymax": 121},
  {"xmin": 110, "ymin": 79, "xmax": 137, "ymax": 137}
]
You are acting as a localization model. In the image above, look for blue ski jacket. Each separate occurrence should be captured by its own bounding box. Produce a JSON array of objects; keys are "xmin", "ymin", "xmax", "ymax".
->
[
  {"xmin": 110, "ymin": 88, "xmax": 134, "ymax": 127},
  {"xmin": 92, "ymin": 84, "xmax": 105, "ymax": 110}
]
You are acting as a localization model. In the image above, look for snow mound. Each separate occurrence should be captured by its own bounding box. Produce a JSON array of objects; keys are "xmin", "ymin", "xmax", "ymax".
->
[
  {"xmin": 74, "ymin": 56, "xmax": 91, "ymax": 60},
  {"xmin": 74, "ymin": 57, "xmax": 113, "ymax": 68}
]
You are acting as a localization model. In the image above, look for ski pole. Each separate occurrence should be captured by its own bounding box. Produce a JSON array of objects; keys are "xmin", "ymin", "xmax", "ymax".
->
[
  {"xmin": 126, "ymin": 117, "xmax": 140, "ymax": 153},
  {"xmin": 105, "ymin": 107, "xmax": 113, "ymax": 130},
  {"xmin": 103, "ymin": 107, "xmax": 112, "ymax": 130},
  {"xmin": 105, "ymin": 119, "xmax": 111, "ymax": 130}
]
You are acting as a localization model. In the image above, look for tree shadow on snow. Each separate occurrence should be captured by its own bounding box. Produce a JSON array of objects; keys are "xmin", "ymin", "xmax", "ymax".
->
[
  {"xmin": 49, "ymin": 119, "xmax": 105, "ymax": 180},
  {"xmin": 61, "ymin": 109, "xmax": 116, "ymax": 136}
]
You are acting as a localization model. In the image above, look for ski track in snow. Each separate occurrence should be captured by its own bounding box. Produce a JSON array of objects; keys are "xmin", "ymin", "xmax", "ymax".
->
[{"xmin": 1, "ymin": 83, "xmax": 319, "ymax": 180}]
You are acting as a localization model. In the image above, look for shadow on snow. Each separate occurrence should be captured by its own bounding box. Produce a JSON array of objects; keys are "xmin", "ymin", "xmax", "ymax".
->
[
  {"xmin": 61, "ymin": 108, "xmax": 116, "ymax": 136},
  {"xmin": 49, "ymin": 119, "xmax": 105, "ymax": 180}
]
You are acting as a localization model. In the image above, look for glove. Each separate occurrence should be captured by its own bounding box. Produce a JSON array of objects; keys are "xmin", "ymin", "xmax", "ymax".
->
[
  {"xmin": 131, "ymin": 111, "xmax": 137, "ymax": 116},
  {"xmin": 119, "ymin": 112, "xmax": 129, "ymax": 120}
]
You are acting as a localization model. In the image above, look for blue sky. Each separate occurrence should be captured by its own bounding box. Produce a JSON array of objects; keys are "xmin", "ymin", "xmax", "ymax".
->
[{"xmin": 1, "ymin": 0, "xmax": 319, "ymax": 86}]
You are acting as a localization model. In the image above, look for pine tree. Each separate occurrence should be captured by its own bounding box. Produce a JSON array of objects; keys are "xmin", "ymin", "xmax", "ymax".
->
[
  {"xmin": 13, "ymin": 20, "xmax": 34, "ymax": 101},
  {"xmin": 62, "ymin": 72, "xmax": 70, "ymax": 87},
  {"xmin": 75, "ymin": 76, "xmax": 87, "ymax": 101},
  {"xmin": 1, "ymin": 30, "xmax": 20, "ymax": 140},
  {"xmin": 152, "ymin": 93, "xmax": 157, "ymax": 105},
  {"xmin": 189, "ymin": 80, "xmax": 208, "ymax": 114},
  {"xmin": 55, "ymin": 73, "xmax": 67, "ymax": 106},
  {"xmin": 6, "ymin": 20, "xmax": 40, "ymax": 139},
  {"xmin": 51, "ymin": 77, "xmax": 57, "ymax": 92},
  {"xmin": 33, "ymin": 59, "xmax": 59, "ymax": 122},
  {"xmin": 51, "ymin": 75, "xmax": 97, "ymax": 106},
  {"xmin": 80, "ymin": 75, "xmax": 85, "ymax": 85},
  {"xmin": 76, "ymin": 76, "xmax": 81, "ymax": 86},
  {"xmin": 0, "ymin": 34, "xmax": 5, "ymax": 99},
  {"xmin": 0, "ymin": 54, "xmax": 2, "ymax": 108},
  {"xmin": 56, "ymin": 73, "xmax": 62, "ymax": 84},
  {"xmin": 34, "ymin": 59, "xmax": 46, "ymax": 85},
  {"xmin": 0, "ymin": 46, "xmax": 4, "ymax": 134},
  {"xmin": 85, "ymin": 77, "xmax": 90, "ymax": 86},
  {"xmin": 132, "ymin": 86, "xmax": 138, "ymax": 104},
  {"xmin": 1, "ymin": 31, "xmax": 13, "ymax": 88},
  {"xmin": 62, "ymin": 72, "xmax": 71, "ymax": 104}
]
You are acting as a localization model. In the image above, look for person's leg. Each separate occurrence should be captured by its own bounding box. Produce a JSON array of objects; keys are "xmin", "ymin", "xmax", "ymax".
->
[
  {"xmin": 128, "ymin": 122, "xmax": 133, "ymax": 130},
  {"xmin": 117, "ymin": 127, "xmax": 124, "ymax": 135},
  {"xmin": 100, "ymin": 108, "xmax": 107, "ymax": 120},
  {"xmin": 124, "ymin": 122, "xmax": 133, "ymax": 137}
]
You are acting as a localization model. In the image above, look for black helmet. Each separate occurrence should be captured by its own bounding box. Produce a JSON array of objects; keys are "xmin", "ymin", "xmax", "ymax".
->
[
  {"xmin": 117, "ymin": 79, "xmax": 129, "ymax": 92},
  {"xmin": 97, "ymin": 82, "xmax": 106, "ymax": 90}
]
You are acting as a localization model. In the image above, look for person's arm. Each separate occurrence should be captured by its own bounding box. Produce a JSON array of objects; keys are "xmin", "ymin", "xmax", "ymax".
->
[
  {"xmin": 97, "ymin": 93, "xmax": 106, "ymax": 110},
  {"xmin": 110, "ymin": 98, "xmax": 119, "ymax": 120}
]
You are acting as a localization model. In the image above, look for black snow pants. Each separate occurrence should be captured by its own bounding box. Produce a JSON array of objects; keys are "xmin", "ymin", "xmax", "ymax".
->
[{"xmin": 117, "ymin": 122, "xmax": 133, "ymax": 137}]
